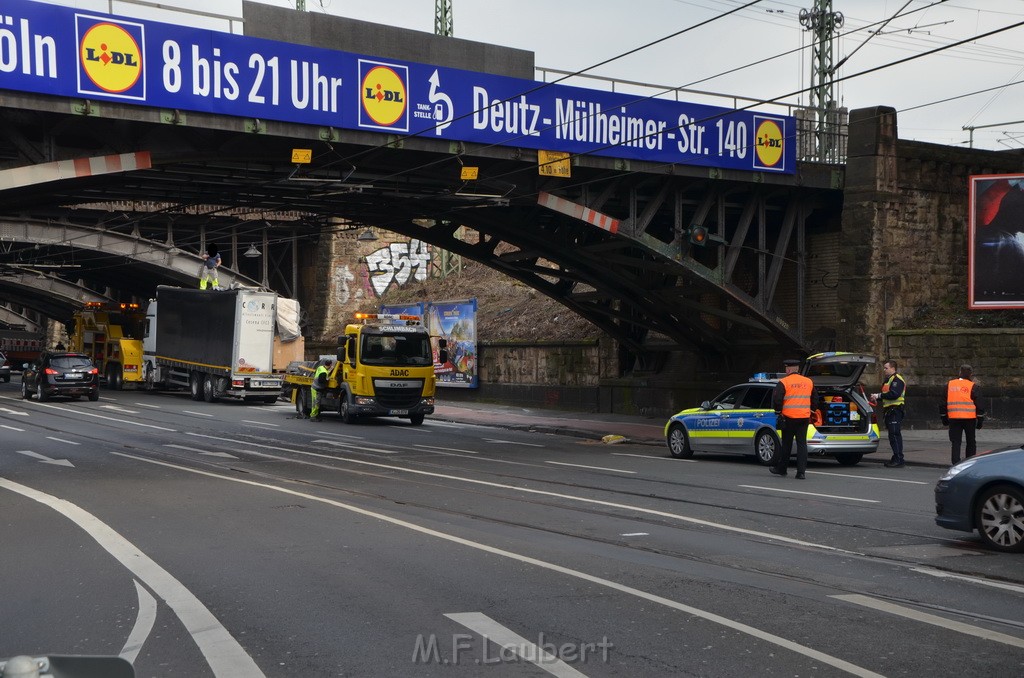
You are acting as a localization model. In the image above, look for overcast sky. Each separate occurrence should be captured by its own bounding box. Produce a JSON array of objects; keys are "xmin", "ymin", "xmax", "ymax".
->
[{"xmin": 255, "ymin": 0, "xmax": 1024, "ymax": 152}]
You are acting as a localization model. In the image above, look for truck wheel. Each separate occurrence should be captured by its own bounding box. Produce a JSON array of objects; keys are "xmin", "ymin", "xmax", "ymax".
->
[
  {"xmin": 340, "ymin": 397, "xmax": 356, "ymax": 424},
  {"xmin": 189, "ymin": 373, "xmax": 203, "ymax": 401},
  {"xmin": 262, "ymin": 396, "xmax": 278, "ymax": 404},
  {"xmin": 295, "ymin": 388, "xmax": 311, "ymax": 417},
  {"xmin": 111, "ymin": 369, "xmax": 123, "ymax": 391},
  {"xmin": 410, "ymin": 413, "xmax": 425, "ymax": 426},
  {"xmin": 203, "ymin": 375, "xmax": 219, "ymax": 403}
]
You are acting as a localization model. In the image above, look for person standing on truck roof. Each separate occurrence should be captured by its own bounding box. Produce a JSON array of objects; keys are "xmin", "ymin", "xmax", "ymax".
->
[
  {"xmin": 309, "ymin": 359, "xmax": 332, "ymax": 422},
  {"xmin": 199, "ymin": 244, "xmax": 221, "ymax": 291}
]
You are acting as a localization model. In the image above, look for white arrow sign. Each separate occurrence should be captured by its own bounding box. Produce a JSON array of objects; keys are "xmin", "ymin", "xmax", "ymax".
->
[
  {"xmin": 15, "ymin": 450, "xmax": 75, "ymax": 467},
  {"xmin": 0, "ymin": 407, "xmax": 29, "ymax": 416}
]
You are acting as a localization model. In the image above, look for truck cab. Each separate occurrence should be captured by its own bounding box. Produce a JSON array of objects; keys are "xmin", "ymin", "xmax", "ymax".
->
[{"xmin": 289, "ymin": 313, "xmax": 446, "ymax": 425}]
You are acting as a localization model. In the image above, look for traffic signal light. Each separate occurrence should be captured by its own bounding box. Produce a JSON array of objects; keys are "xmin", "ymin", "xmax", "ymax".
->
[{"xmin": 689, "ymin": 224, "xmax": 709, "ymax": 246}]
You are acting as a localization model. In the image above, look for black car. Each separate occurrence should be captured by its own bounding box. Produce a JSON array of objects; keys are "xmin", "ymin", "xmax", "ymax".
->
[
  {"xmin": 0, "ymin": 350, "xmax": 10, "ymax": 383},
  {"xmin": 22, "ymin": 352, "xmax": 100, "ymax": 401}
]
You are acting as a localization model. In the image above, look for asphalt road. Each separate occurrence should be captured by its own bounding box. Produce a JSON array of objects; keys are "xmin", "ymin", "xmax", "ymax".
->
[{"xmin": 1, "ymin": 380, "xmax": 1022, "ymax": 678}]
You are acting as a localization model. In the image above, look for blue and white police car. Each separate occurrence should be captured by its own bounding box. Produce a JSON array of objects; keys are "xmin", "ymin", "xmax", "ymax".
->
[{"xmin": 664, "ymin": 352, "xmax": 881, "ymax": 466}]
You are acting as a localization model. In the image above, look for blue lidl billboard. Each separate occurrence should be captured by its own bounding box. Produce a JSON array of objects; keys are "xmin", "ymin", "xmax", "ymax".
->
[{"xmin": 0, "ymin": 0, "xmax": 795, "ymax": 174}]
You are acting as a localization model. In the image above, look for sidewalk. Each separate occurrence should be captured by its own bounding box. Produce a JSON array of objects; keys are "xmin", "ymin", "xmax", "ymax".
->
[{"xmin": 433, "ymin": 401, "xmax": 1024, "ymax": 469}]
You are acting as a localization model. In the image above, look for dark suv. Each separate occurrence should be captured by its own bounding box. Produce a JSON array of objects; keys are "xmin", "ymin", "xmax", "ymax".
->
[{"xmin": 22, "ymin": 352, "xmax": 99, "ymax": 401}]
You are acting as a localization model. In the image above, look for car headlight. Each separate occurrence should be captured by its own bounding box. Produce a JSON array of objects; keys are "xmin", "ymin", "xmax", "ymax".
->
[{"xmin": 939, "ymin": 458, "xmax": 978, "ymax": 481}]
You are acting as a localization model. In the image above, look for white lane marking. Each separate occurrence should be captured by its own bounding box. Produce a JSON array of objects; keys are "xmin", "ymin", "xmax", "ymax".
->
[
  {"xmin": 445, "ymin": 612, "xmax": 589, "ymax": 678},
  {"xmin": 242, "ymin": 420, "xmax": 280, "ymax": 427},
  {"xmin": 120, "ymin": 580, "xmax": 157, "ymax": 664},
  {"xmin": 621, "ymin": 532, "xmax": 649, "ymax": 537},
  {"xmin": 0, "ymin": 395, "xmax": 175, "ymax": 431},
  {"xmin": 912, "ymin": 568, "xmax": 1024, "ymax": 595},
  {"xmin": 833, "ymin": 594, "xmax": 1024, "ymax": 650},
  {"xmin": 415, "ymin": 444, "xmax": 478, "ymax": 454},
  {"xmin": 15, "ymin": 450, "xmax": 74, "ymax": 467},
  {"xmin": 612, "ymin": 452, "xmax": 697, "ymax": 462},
  {"xmin": 0, "ymin": 477, "xmax": 265, "ymax": 678},
  {"xmin": 1, "ymin": 424, "xmax": 25, "ymax": 432},
  {"xmin": 739, "ymin": 485, "xmax": 879, "ymax": 503},
  {"xmin": 164, "ymin": 444, "xmax": 239, "ymax": 460},
  {"xmin": 101, "ymin": 405, "xmax": 140, "ymax": 414},
  {"xmin": 45, "ymin": 436, "xmax": 80, "ymax": 445},
  {"xmin": 484, "ymin": 438, "xmax": 545, "ymax": 448},
  {"xmin": 808, "ymin": 470, "xmax": 928, "ymax": 485},
  {"xmin": 133, "ymin": 402, "xmax": 162, "ymax": 409},
  {"xmin": 0, "ymin": 406, "xmax": 28, "ymax": 416},
  {"xmin": 98, "ymin": 396, "xmax": 117, "ymax": 402},
  {"xmin": 112, "ymin": 453, "xmax": 883, "ymax": 678},
  {"xmin": 181, "ymin": 435, "xmax": 849, "ymax": 552},
  {"xmin": 309, "ymin": 438, "xmax": 398, "ymax": 454},
  {"xmin": 545, "ymin": 461, "xmax": 636, "ymax": 474},
  {"xmin": 183, "ymin": 410, "xmax": 213, "ymax": 417}
]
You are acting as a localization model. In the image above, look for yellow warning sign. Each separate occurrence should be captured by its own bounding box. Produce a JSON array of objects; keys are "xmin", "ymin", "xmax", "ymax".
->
[
  {"xmin": 538, "ymin": 150, "xmax": 571, "ymax": 177},
  {"xmin": 291, "ymin": 148, "xmax": 312, "ymax": 164},
  {"xmin": 460, "ymin": 166, "xmax": 479, "ymax": 181}
]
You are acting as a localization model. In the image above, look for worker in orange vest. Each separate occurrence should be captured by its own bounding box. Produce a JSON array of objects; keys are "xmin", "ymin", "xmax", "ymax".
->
[
  {"xmin": 770, "ymin": 358, "xmax": 824, "ymax": 479},
  {"xmin": 941, "ymin": 364, "xmax": 984, "ymax": 465}
]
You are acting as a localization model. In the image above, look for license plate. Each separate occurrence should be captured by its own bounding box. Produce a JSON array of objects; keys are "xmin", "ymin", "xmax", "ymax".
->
[
  {"xmin": 390, "ymin": 409, "xmax": 409, "ymax": 415},
  {"xmin": 65, "ymin": 373, "xmax": 81, "ymax": 379}
]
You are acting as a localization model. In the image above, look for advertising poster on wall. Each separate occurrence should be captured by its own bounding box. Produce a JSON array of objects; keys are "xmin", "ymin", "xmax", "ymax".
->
[
  {"xmin": 427, "ymin": 299, "xmax": 478, "ymax": 388},
  {"xmin": 969, "ymin": 174, "xmax": 1024, "ymax": 309}
]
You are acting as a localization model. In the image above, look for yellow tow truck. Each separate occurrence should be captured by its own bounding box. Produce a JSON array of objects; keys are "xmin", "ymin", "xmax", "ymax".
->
[
  {"xmin": 287, "ymin": 313, "xmax": 446, "ymax": 425},
  {"xmin": 71, "ymin": 301, "xmax": 146, "ymax": 390}
]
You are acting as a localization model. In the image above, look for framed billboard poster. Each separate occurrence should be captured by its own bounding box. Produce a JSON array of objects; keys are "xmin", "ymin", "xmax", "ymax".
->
[{"xmin": 969, "ymin": 174, "xmax": 1024, "ymax": 309}]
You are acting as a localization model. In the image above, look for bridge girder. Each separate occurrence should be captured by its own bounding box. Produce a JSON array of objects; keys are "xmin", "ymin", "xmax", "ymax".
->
[{"xmin": 0, "ymin": 272, "xmax": 115, "ymax": 322}]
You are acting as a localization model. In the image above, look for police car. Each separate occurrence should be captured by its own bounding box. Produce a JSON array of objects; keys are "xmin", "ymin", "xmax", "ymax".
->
[{"xmin": 664, "ymin": 352, "xmax": 881, "ymax": 466}]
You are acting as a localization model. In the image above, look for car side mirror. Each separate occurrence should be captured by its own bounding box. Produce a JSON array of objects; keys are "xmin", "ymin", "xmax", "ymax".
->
[
  {"xmin": 22, "ymin": 363, "xmax": 29, "ymax": 370},
  {"xmin": 700, "ymin": 400, "xmax": 711, "ymax": 410},
  {"xmin": 345, "ymin": 336, "xmax": 356, "ymax": 367}
]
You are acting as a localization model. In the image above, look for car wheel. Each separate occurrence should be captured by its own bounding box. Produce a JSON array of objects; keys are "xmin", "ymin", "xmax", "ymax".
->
[
  {"xmin": 37, "ymin": 380, "xmax": 49, "ymax": 402},
  {"xmin": 340, "ymin": 396, "xmax": 356, "ymax": 424},
  {"xmin": 754, "ymin": 430, "xmax": 779, "ymax": 466},
  {"xmin": 2, "ymin": 375, "xmax": 8, "ymax": 383},
  {"xmin": 974, "ymin": 484, "xmax": 1024, "ymax": 553},
  {"xmin": 834, "ymin": 453, "xmax": 863, "ymax": 466},
  {"xmin": 409, "ymin": 413, "xmax": 425, "ymax": 426},
  {"xmin": 88, "ymin": 390, "xmax": 99, "ymax": 402},
  {"xmin": 667, "ymin": 423, "xmax": 693, "ymax": 459},
  {"xmin": 21, "ymin": 379, "xmax": 30, "ymax": 399}
]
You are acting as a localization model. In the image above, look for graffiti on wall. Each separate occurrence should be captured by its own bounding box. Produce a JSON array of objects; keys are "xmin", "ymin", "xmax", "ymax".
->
[{"xmin": 365, "ymin": 240, "xmax": 431, "ymax": 296}]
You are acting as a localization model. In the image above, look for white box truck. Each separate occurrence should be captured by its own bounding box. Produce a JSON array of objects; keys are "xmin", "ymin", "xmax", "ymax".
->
[{"xmin": 142, "ymin": 286, "xmax": 282, "ymax": 403}]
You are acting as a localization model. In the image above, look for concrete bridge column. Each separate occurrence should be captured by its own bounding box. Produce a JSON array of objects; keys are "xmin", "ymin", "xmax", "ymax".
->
[{"xmin": 838, "ymin": 106, "xmax": 901, "ymax": 360}]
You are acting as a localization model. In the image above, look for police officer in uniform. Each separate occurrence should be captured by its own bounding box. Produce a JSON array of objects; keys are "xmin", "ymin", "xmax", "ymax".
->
[
  {"xmin": 942, "ymin": 364, "xmax": 983, "ymax": 465},
  {"xmin": 770, "ymin": 358, "xmax": 823, "ymax": 480},
  {"xmin": 872, "ymin": 359, "xmax": 907, "ymax": 468}
]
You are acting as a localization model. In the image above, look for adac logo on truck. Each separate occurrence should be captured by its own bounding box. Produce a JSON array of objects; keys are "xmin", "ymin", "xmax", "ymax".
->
[
  {"xmin": 76, "ymin": 16, "xmax": 146, "ymax": 100},
  {"xmin": 358, "ymin": 59, "xmax": 409, "ymax": 132},
  {"xmin": 752, "ymin": 116, "xmax": 786, "ymax": 171}
]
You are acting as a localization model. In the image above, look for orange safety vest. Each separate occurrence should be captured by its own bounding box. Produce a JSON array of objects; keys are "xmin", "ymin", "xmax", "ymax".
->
[
  {"xmin": 780, "ymin": 373, "xmax": 814, "ymax": 419},
  {"xmin": 946, "ymin": 378, "xmax": 976, "ymax": 419}
]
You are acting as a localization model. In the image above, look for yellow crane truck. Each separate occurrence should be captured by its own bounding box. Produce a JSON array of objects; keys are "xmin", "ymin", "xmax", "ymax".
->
[
  {"xmin": 287, "ymin": 313, "xmax": 446, "ymax": 425},
  {"xmin": 71, "ymin": 301, "xmax": 146, "ymax": 390}
]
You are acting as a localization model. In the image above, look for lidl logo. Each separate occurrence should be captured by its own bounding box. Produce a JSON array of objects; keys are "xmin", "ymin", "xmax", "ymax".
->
[
  {"xmin": 76, "ymin": 15, "xmax": 146, "ymax": 100},
  {"xmin": 753, "ymin": 117, "xmax": 785, "ymax": 171},
  {"xmin": 358, "ymin": 60, "xmax": 409, "ymax": 131}
]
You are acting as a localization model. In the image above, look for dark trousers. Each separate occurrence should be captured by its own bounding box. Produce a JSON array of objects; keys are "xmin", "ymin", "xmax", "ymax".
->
[
  {"xmin": 777, "ymin": 417, "xmax": 810, "ymax": 474},
  {"xmin": 884, "ymin": 406, "xmax": 905, "ymax": 464},
  {"xmin": 949, "ymin": 419, "xmax": 977, "ymax": 465}
]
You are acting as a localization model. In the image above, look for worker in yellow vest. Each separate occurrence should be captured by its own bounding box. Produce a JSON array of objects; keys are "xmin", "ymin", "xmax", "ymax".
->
[
  {"xmin": 871, "ymin": 359, "xmax": 907, "ymax": 468},
  {"xmin": 941, "ymin": 364, "xmax": 984, "ymax": 465},
  {"xmin": 770, "ymin": 358, "xmax": 824, "ymax": 480}
]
